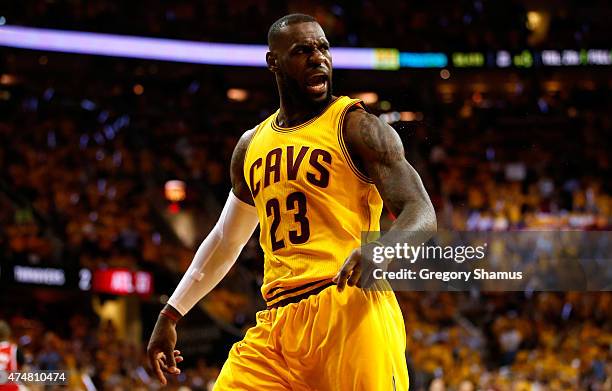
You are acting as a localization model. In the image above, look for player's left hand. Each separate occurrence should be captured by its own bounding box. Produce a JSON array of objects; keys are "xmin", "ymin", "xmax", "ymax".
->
[
  {"xmin": 147, "ymin": 314, "xmax": 184, "ymax": 385},
  {"xmin": 333, "ymin": 244, "xmax": 379, "ymax": 291}
]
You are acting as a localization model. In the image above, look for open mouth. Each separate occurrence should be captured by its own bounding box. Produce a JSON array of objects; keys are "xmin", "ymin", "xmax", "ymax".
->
[{"xmin": 305, "ymin": 74, "xmax": 328, "ymax": 95}]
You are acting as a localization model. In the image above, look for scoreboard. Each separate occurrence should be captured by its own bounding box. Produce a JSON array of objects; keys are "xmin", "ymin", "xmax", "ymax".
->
[{"xmin": 1, "ymin": 264, "xmax": 154, "ymax": 297}]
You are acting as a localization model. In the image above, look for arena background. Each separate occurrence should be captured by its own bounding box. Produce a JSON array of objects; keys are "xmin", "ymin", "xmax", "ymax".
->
[{"xmin": 0, "ymin": 1, "xmax": 610, "ymax": 390}]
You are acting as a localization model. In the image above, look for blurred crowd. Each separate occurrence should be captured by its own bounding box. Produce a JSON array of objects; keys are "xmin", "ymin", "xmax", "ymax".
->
[
  {"xmin": 0, "ymin": 66, "xmax": 261, "ymax": 272},
  {"xmin": 427, "ymin": 102, "xmax": 610, "ymax": 232},
  {"xmin": 0, "ymin": 4, "xmax": 611, "ymax": 388},
  {"xmin": 0, "ymin": 60, "xmax": 610, "ymax": 387},
  {"xmin": 1, "ymin": 291, "xmax": 610, "ymax": 390},
  {"xmin": 401, "ymin": 292, "xmax": 612, "ymax": 390},
  {"xmin": 1, "ymin": 58, "xmax": 609, "ymax": 271},
  {"xmin": 1, "ymin": 312, "xmax": 221, "ymax": 390},
  {"xmin": 3, "ymin": 0, "xmax": 612, "ymax": 50}
]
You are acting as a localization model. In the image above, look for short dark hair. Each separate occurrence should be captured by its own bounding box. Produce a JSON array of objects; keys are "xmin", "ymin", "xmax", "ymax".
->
[{"xmin": 268, "ymin": 14, "xmax": 318, "ymax": 47}]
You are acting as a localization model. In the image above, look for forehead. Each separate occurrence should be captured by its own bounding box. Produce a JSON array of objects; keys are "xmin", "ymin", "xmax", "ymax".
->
[{"xmin": 278, "ymin": 22, "xmax": 327, "ymax": 48}]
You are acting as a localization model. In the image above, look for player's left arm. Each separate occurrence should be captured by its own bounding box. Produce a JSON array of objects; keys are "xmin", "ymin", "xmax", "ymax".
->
[{"xmin": 333, "ymin": 108, "xmax": 437, "ymax": 290}]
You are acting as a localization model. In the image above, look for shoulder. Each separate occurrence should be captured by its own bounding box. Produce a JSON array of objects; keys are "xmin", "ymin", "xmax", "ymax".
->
[
  {"xmin": 343, "ymin": 106, "xmax": 404, "ymax": 165},
  {"xmin": 231, "ymin": 126, "xmax": 258, "ymax": 165},
  {"xmin": 230, "ymin": 127, "xmax": 258, "ymax": 204},
  {"xmin": 236, "ymin": 126, "xmax": 258, "ymax": 152},
  {"xmin": 343, "ymin": 105, "xmax": 385, "ymax": 135}
]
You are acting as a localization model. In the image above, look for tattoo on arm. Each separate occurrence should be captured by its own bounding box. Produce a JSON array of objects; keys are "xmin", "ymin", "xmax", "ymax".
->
[
  {"xmin": 344, "ymin": 109, "xmax": 436, "ymax": 231},
  {"xmin": 357, "ymin": 113, "xmax": 405, "ymax": 168}
]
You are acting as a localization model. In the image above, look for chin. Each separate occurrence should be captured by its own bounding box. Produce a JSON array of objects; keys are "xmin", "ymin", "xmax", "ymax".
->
[
  {"xmin": 305, "ymin": 89, "xmax": 331, "ymax": 105},
  {"xmin": 311, "ymin": 92, "xmax": 330, "ymax": 103}
]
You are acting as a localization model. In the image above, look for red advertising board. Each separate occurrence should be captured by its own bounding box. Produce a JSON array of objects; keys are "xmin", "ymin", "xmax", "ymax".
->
[{"xmin": 92, "ymin": 269, "xmax": 153, "ymax": 296}]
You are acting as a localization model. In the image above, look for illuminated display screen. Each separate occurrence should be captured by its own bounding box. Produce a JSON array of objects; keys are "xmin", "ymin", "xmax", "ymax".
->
[
  {"xmin": 0, "ymin": 26, "xmax": 609, "ymax": 70},
  {"xmin": 452, "ymin": 52, "xmax": 485, "ymax": 67},
  {"xmin": 400, "ymin": 52, "xmax": 448, "ymax": 68},
  {"xmin": 3, "ymin": 265, "xmax": 153, "ymax": 296},
  {"xmin": 92, "ymin": 269, "xmax": 154, "ymax": 296},
  {"xmin": 13, "ymin": 265, "xmax": 66, "ymax": 286}
]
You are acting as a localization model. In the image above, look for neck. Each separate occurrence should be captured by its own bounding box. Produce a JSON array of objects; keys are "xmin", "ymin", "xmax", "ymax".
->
[{"xmin": 276, "ymin": 83, "xmax": 334, "ymax": 128}]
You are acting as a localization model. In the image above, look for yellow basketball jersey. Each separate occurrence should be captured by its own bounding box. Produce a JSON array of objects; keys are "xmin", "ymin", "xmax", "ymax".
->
[{"xmin": 243, "ymin": 96, "xmax": 383, "ymax": 304}]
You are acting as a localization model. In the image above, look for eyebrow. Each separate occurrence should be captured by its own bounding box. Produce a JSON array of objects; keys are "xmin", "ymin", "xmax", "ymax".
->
[{"xmin": 290, "ymin": 39, "xmax": 330, "ymax": 50}]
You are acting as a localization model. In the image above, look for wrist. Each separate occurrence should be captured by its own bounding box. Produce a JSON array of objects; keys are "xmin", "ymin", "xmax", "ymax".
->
[{"xmin": 159, "ymin": 306, "xmax": 182, "ymax": 324}]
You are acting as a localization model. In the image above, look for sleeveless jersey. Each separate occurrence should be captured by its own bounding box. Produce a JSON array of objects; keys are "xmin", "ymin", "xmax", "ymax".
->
[{"xmin": 243, "ymin": 96, "xmax": 383, "ymax": 304}]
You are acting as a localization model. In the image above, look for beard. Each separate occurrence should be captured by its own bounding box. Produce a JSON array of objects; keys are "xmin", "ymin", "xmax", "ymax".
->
[{"xmin": 280, "ymin": 72, "xmax": 333, "ymax": 110}]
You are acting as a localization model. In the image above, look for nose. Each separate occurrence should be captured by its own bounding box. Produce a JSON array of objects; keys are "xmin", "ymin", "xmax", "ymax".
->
[{"xmin": 308, "ymin": 48, "xmax": 327, "ymax": 66}]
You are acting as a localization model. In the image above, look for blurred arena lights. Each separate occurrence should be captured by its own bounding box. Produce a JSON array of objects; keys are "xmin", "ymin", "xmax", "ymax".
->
[
  {"xmin": 544, "ymin": 80, "xmax": 562, "ymax": 92},
  {"xmin": 379, "ymin": 111, "xmax": 424, "ymax": 123},
  {"xmin": 92, "ymin": 269, "xmax": 154, "ymax": 296},
  {"xmin": 496, "ymin": 51, "xmax": 512, "ymax": 67},
  {"xmin": 355, "ymin": 92, "xmax": 378, "ymax": 104},
  {"xmin": 227, "ymin": 88, "xmax": 249, "ymax": 102},
  {"xmin": 164, "ymin": 180, "xmax": 186, "ymax": 202},
  {"xmin": 401, "ymin": 111, "xmax": 424, "ymax": 121},
  {"xmin": 0, "ymin": 25, "xmax": 385, "ymax": 69},
  {"xmin": 133, "ymin": 84, "xmax": 144, "ymax": 95},
  {"xmin": 379, "ymin": 111, "xmax": 400, "ymax": 123},
  {"xmin": 400, "ymin": 52, "xmax": 447, "ymax": 68},
  {"xmin": 0, "ymin": 73, "xmax": 17, "ymax": 85},
  {"xmin": 452, "ymin": 52, "xmax": 485, "ymax": 67},
  {"xmin": 526, "ymin": 11, "xmax": 543, "ymax": 31},
  {"xmin": 379, "ymin": 100, "xmax": 391, "ymax": 111},
  {"xmin": 3, "ymin": 26, "xmax": 610, "ymax": 70},
  {"xmin": 400, "ymin": 111, "xmax": 415, "ymax": 121},
  {"xmin": 513, "ymin": 50, "xmax": 534, "ymax": 68}
]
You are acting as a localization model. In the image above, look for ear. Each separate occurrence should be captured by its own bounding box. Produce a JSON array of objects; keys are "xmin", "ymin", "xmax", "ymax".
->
[{"xmin": 266, "ymin": 52, "xmax": 278, "ymax": 73}]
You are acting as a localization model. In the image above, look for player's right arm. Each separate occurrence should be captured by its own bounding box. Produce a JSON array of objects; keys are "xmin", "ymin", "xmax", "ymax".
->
[{"xmin": 147, "ymin": 128, "xmax": 258, "ymax": 385}]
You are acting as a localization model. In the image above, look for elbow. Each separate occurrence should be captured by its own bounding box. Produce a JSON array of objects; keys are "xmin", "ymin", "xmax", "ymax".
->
[
  {"xmin": 226, "ymin": 236, "xmax": 249, "ymax": 249},
  {"xmin": 428, "ymin": 207, "xmax": 438, "ymax": 233},
  {"xmin": 424, "ymin": 201, "xmax": 437, "ymax": 233},
  {"xmin": 215, "ymin": 222, "xmax": 251, "ymax": 249}
]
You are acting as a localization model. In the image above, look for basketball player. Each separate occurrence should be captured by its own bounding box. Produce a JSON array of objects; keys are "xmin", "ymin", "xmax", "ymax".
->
[{"xmin": 148, "ymin": 14, "xmax": 436, "ymax": 390}]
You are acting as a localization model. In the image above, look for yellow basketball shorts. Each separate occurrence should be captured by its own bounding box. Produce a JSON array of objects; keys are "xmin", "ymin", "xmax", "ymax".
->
[{"xmin": 213, "ymin": 281, "xmax": 409, "ymax": 391}]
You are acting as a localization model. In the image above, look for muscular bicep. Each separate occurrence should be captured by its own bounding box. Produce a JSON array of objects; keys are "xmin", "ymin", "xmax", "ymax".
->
[
  {"xmin": 230, "ymin": 128, "xmax": 256, "ymax": 206},
  {"xmin": 344, "ymin": 110, "xmax": 431, "ymax": 216}
]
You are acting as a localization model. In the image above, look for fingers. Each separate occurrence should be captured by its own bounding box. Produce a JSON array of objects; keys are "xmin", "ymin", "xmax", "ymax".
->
[
  {"xmin": 174, "ymin": 350, "xmax": 184, "ymax": 364},
  {"xmin": 347, "ymin": 261, "xmax": 362, "ymax": 287},
  {"xmin": 150, "ymin": 351, "xmax": 167, "ymax": 385},
  {"xmin": 149, "ymin": 348, "xmax": 183, "ymax": 386},
  {"xmin": 333, "ymin": 250, "xmax": 360, "ymax": 292},
  {"xmin": 333, "ymin": 260, "xmax": 352, "ymax": 292},
  {"xmin": 158, "ymin": 352, "xmax": 169, "ymax": 371},
  {"xmin": 164, "ymin": 348, "xmax": 180, "ymax": 375}
]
